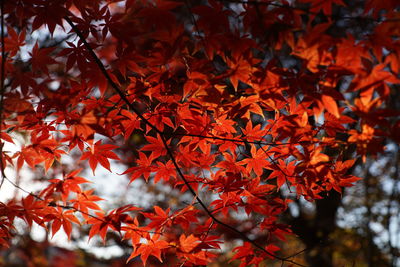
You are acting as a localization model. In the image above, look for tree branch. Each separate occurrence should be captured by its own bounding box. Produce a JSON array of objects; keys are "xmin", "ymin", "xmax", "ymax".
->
[{"xmin": 63, "ymin": 14, "xmax": 307, "ymax": 267}]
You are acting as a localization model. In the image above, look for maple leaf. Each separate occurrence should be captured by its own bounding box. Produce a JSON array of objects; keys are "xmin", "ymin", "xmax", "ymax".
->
[
  {"xmin": 349, "ymin": 64, "xmax": 399, "ymax": 103},
  {"xmin": 268, "ymin": 160, "xmax": 296, "ymax": 189},
  {"xmin": 71, "ymin": 189, "xmax": 103, "ymax": 217},
  {"xmin": 58, "ymin": 41, "xmax": 89, "ymax": 71},
  {"xmin": 87, "ymin": 205, "xmax": 140, "ymax": 242},
  {"xmin": 235, "ymin": 95, "xmax": 264, "ymax": 119},
  {"xmin": 292, "ymin": 24, "xmax": 333, "ymax": 72},
  {"xmin": 127, "ymin": 235, "xmax": 169, "ymax": 265},
  {"xmin": 179, "ymin": 234, "xmax": 200, "ymax": 253},
  {"xmin": 153, "ymin": 160, "xmax": 176, "ymax": 183},
  {"xmin": 120, "ymin": 109, "xmax": 141, "ymax": 141},
  {"xmin": 241, "ymin": 121, "xmax": 267, "ymax": 142},
  {"xmin": 141, "ymin": 135, "xmax": 169, "ymax": 159},
  {"xmin": 142, "ymin": 206, "xmax": 171, "ymax": 229},
  {"xmin": 240, "ymin": 145, "xmax": 270, "ymax": 176},
  {"xmin": 29, "ymin": 43, "xmax": 58, "ymax": 75},
  {"xmin": 44, "ymin": 208, "xmax": 80, "ymax": 240},
  {"xmin": 216, "ymin": 152, "xmax": 247, "ymax": 175},
  {"xmin": 226, "ymin": 56, "xmax": 254, "ymax": 91},
  {"xmin": 40, "ymin": 169, "xmax": 91, "ymax": 202},
  {"xmin": 87, "ymin": 213, "xmax": 112, "ymax": 242},
  {"xmin": 212, "ymin": 114, "xmax": 236, "ymax": 135},
  {"xmin": 31, "ymin": 1, "xmax": 66, "ymax": 34},
  {"xmin": 4, "ymin": 27, "xmax": 26, "ymax": 57},
  {"xmin": 184, "ymin": 71, "xmax": 209, "ymax": 98},
  {"xmin": 348, "ymin": 124, "xmax": 381, "ymax": 162},
  {"xmin": 122, "ymin": 152, "xmax": 155, "ymax": 183},
  {"xmin": 333, "ymin": 35, "xmax": 369, "ymax": 72},
  {"xmin": 14, "ymin": 146, "xmax": 43, "ymax": 169},
  {"xmin": 80, "ymin": 140, "xmax": 120, "ymax": 174},
  {"xmin": 21, "ymin": 195, "xmax": 49, "ymax": 227}
]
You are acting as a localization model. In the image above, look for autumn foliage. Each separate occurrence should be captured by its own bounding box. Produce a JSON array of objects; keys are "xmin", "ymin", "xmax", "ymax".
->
[{"xmin": 0, "ymin": 0, "xmax": 399, "ymax": 266}]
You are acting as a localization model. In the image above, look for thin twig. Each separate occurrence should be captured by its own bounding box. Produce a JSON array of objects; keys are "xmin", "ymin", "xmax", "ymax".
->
[{"xmin": 283, "ymin": 247, "xmax": 307, "ymax": 260}]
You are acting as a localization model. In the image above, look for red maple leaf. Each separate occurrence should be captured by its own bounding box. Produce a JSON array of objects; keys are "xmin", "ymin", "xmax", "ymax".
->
[{"xmin": 81, "ymin": 140, "xmax": 120, "ymax": 174}]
